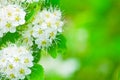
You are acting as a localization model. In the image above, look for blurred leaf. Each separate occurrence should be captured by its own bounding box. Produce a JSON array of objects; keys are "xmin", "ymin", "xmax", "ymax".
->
[{"xmin": 27, "ymin": 64, "xmax": 44, "ymax": 80}]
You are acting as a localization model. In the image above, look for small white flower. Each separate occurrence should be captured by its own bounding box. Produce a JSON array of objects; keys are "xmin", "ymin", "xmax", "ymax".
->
[
  {"xmin": 22, "ymin": 35, "xmax": 33, "ymax": 47},
  {"xmin": 21, "ymin": 26, "xmax": 34, "ymax": 47},
  {"xmin": 27, "ymin": 8, "xmax": 64, "ymax": 49},
  {"xmin": 32, "ymin": 25, "xmax": 45, "ymax": 38},
  {"xmin": 0, "ymin": 4, "xmax": 26, "ymax": 37},
  {"xmin": 0, "ymin": 0, "xmax": 39, "ymax": 6},
  {"xmin": 46, "ymin": 28, "xmax": 57, "ymax": 41},
  {"xmin": 35, "ymin": 35, "xmax": 50, "ymax": 49},
  {"xmin": 21, "ymin": 0, "xmax": 39, "ymax": 3},
  {"xmin": 0, "ymin": 44, "xmax": 33, "ymax": 80}
]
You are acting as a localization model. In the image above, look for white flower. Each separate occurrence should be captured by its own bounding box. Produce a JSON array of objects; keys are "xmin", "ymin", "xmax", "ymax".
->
[
  {"xmin": 0, "ymin": 4, "xmax": 26, "ymax": 37},
  {"xmin": 32, "ymin": 25, "xmax": 45, "ymax": 38},
  {"xmin": 53, "ymin": 10, "xmax": 62, "ymax": 19},
  {"xmin": 20, "ymin": 0, "xmax": 39, "ymax": 3},
  {"xmin": 0, "ymin": 44, "xmax": 33, "ymax": 80},
  {"xmin": 27, "ymin": 8, "xmax": 64, "ymax": 49},
  {"xmin": 46, "ymin": 28, "xmax": 57, "ymax": 41},
  {"xmin": 0, "ymin": 0, "xmax": 39, "ymax": 6},
  {"xmin": 54, "ymin": 20, "xmax": 64, "ymax": 32},
  {"xmin": 21, "ymin": 25, "xmax": 34, "ymax": 47},
  {"xmin": 35, "ymin": 35, "xmax": 50, "ymax": 49},
  {"xmin": 27, "ymin": 0, "xmax": 39, "ymax": 3}
]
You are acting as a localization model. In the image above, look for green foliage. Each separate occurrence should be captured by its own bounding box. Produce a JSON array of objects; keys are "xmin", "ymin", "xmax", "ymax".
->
[
  {"xmin": 0, "ymin": 2, "xmax": 41, "ymax": 49},
  {"xmin": 27, "ymin": 64, "xmax": 44, "ymax": 80},
  {"xmin": 0, "ymin": 0, "xmax": 66, "ymax": 80},
  {"xmin": 0, "ymin": 32, "xmax": 20, "ymax": 48},
  {"xmin": 57, "ymin": 0, "xmax": 120, "ymax": 80},
  {"xmin": 45, "ymin": 0, "xmax": 60, "ymax": 7},
  {"xmin": 47, "ymin": 34, "xmax": 66, "ymax": 58},
  {"xmin": 32, "ymin": 43, "xmax": 41, "ymax": 63},
  {"xmin": 25, "ymin": 2, "xmax": 41, "ymax": 23}
]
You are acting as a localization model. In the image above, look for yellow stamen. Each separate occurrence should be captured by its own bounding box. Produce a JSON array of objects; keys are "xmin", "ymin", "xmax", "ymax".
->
[
  {"xmin": 38, "ymin": 20, "xmax": 43, "ymax": 25},
  {"xmin": 8, "ymin": 12, "xmax": 12, "ymax": 17},
  {"xmin": 24, "ymin": 58, "xmax": 29, "ymax": 63},
  {"xmin": 55, "ymin": 21, "xmax": 60, "ymax": 27},
  {"xmin": 1, "ymin": 59, "xmax": 5, "ymax": 62},
  {"xmin": 41, "ymin": 40, "xmax": 47, "ymax": 45},
  {"xmin": 9, "ymin": 64, "xmax": 13, "ymax": 69},
  {"xmin": 50, "ymin": 32, "xmax": 54, "ymax": 37},
  {"xmin": 24, "ymin": 38, "xmax": 29, "ymax": 43},
  {"xmin": 10, "ymin": 74, "xmax": 15, "ymax": 78},
  {"xmin": 47, "ymin": 22, "xmax": 51, "ymax": 27},
  {"xmin": 19, "ymin": 68, "xmax": 25, "ymax": 74},
  {"xmin": 14, "ymin": 57, "xmax": 20, "ymax": 62},
  {"xmin": 6, "ymin": 23, "xmax": 12, "ymax": 28},
  {"xmin": 38, "ymin": 29, "xmax": 43, "ymax": 34},
  {"xmin": 15, "ymin": 16, "xmax": 20, "ymax": 21},
  {"xmin": 45, "ymin": 14, "xmax": 50, "ymax": 18}
]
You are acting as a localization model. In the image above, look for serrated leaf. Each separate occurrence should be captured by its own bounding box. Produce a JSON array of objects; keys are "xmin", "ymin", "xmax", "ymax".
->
[{"xmin": 27, "ymin": 64, "xmax": 44, "ymax": 80}]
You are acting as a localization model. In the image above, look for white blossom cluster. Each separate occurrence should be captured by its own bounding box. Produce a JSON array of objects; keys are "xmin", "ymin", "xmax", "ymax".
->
[
  {"xmin": 0, "ymin": 0, "xmax": 39, "ymax": 6},
  {"xmin": 0, "ymin": 5, "xmax": 26, "ymax": 37},
  {"xmin": 0, "ymin": 0, "xmax": 64, "ymax": 79},
  {"xmin": 22, "ymin": 9, "xmax": 64, "ymax": 49},
  {"xmin": 21, "ymin": 0, "xmax": 39, "ymax": 3},
  {"xmin": 0, "ymin": 44, "xmax": 33, "ymax": 80}
]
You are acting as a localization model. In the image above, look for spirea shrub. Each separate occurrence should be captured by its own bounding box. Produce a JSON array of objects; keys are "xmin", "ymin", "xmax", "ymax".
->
[{"xmin": 0, "ymin": 0, "xmax": 66, "ymax": 80}]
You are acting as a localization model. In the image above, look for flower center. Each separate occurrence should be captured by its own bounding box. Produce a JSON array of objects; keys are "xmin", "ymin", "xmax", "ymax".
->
[{"xmin": 19, "ymin": 68, "xmax": 25, "ymax": 74}]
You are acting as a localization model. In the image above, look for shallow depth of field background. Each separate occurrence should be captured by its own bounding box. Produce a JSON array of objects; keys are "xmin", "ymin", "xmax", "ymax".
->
[{"xmin": 40, "ymin": 0, "xmax": 120, "ymax": 80}]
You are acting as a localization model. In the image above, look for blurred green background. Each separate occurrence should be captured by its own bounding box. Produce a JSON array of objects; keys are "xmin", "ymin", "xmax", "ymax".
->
[{"xmin": 40, "ymin": 0, "xmax": 120, "ymax": 80}]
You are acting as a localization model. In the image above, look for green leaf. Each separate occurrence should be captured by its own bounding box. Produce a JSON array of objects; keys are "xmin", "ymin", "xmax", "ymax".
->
[
  {"xmin": 47, "ymin": 34, "xmax": 66, "ymax": 58},
  {"xmin": 0, "ymin": 32, "xmax": 20, "ymax": 48},
  {"xmin": 32, "ymin": 44, "xmax": 41, "ymax": 63},
  {"xmin": 25, "ymin": 2, "xmax": 41, "ymax": 23},
  {"xmin": 32, "ymin": 51, "xmax": 41, "ymax": 63},
  {"xmin": 56, "ymin": 34, "xmax": 67, "ymax": 50},
  {"xmin": 47, "ymin": 42, "xmax": 57, "ymax": 58},
  {"xmin": 45, "ymin": 0, "xmax": 60, "ymax": 7},
  {"xmin": 27, "ymin": 64, "xmax": 44, "ymax": 80}
]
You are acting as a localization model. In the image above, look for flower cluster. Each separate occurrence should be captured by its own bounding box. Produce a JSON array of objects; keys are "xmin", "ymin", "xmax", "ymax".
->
[
  {"xmin": 0, "ymin": 44, "xmax": 33, "ymax": 80},
  {"xmin": 0, "ymin": 0, "xmax": 39, "ymax": 6},
  {"xmin": 21, "ymin": 0, "xmax": 39, "ymax": 3},
  {"xmin": 0, "ymin": 5, "xmax": 26, "ymax": 37},
  {"xmin": 22, "ymin": 9, "xmax": 64, "ymax": 49},
  {"xmin": 0, "ymin": 0, "xmax": 65, "ymax": 79}
]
